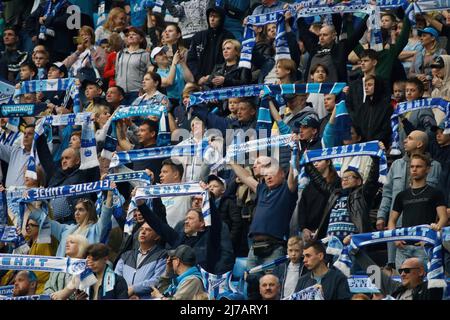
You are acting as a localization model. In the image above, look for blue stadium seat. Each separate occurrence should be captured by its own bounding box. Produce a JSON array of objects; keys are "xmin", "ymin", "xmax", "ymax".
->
[{"xmin": 232, "ymin": 257, "xmax": 248, "ymax": 280}]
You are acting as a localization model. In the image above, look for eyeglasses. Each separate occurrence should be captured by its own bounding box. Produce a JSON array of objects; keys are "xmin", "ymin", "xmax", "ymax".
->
[
  {"xmin": 342, "ymin": 176, "xmax": 358, "ymax": 181},
  {"xmin": 26, "ymin": 223, "xmax": 39, "ymax": 228},
  {"xmin": 398, "ymin": 267, "xmax": 420, "ymax": 274}
]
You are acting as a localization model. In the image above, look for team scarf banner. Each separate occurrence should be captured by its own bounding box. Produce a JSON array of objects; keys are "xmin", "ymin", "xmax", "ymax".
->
[
  {"xmin": 0, "ymin": 294, "xmax": 51, "ymax": 300},
  {"xmin": 134, "ymin": 182, "xmax": 211, "ymax": 226},
  {"xmin": 0, "ymin": 103, "xmax": 47, "ymax": 117},
  {"xmin": 347, "ymin": 275, "xmax": 382, "ymax": 294},
  {"xmin": 101, "ymin": 104, "xmax": 166, "ymax": 159},
  {"xmin": 283, "ymin": 285, "xmax": 324, "ymax": 300},
  {"xmin": 390, "ymin": 98, "xmax": 450, "ymax": 155},
  {"xmin": 0, "ymin": 78, "xmax": 15, "ymax": 105},
  {"xmin": 367, "ymin": 4, "xmax": 383, "ymax": 51},
  {"xmin": 240, "ymin": 11, "xmax": 291, "ymax": 69},
  {"xmin": 0, "ymin": 130, "xmax": 21, "ymax": 147},
  {"xmin": 26, "ymin": 112, "xmax": 96, "ymax": 180},
  {"xmin": 0, "ymin": 253, "xmax": 97, "ymax": 289},
  {"xmin": 299, "ymin": 141, "xmax": 388, "ymax": 186},
  {"xmin": 39, "ymin": 0, "xmax": 68, "ymax": 41},
  {"xmin": 19, "ymin": 180, "xmax": 111, "ymax": 203},
  {"xmin": 256, "ymin": 82, "xmax": 347, "ymax": 133},
  {"xmin": 442, "ymin": 226, "xmax": 450, "ymax": 253},
  {"xmin": 200, "ymin": 267, "xmax": 233, "ymax": 300},
  {"xmin": 96, "ymin": 0, "xmax": 106, "ymax": 29},
  {"xmin": 333, "ymin": 225, "xmax": 446, "ymax": 289},
  {"xmin": 247, "ymin": 255, "xmax": 289, "ymax": 274},
  {"xmin": 188, "ymin": 84, "xmax": 263, "ymax": 107},
  {"xmin": 211, "ymin": 134, "xmax": 295, "ymax": 172},
  {"xmin": 106, "ymin": 171, "xmax": 152, "ymax": 186},
  {"xmin": 109, "ymin": 139, "xmax": 210, "ymax": 168},
  {"xmin": 0, "ymin": 285, "xmax": 14, "ymax": 297}
]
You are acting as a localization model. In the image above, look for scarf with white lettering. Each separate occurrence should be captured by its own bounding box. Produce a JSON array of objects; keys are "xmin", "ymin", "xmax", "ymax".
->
[
  {"xmin": 0, "ymin": 285, "xmax": 14, "ymax": 297},
  {"xmin": 199, "ymin": 267, "xmax": 233, "ymax": 300},
  {"xmin": 0, "ymin": 294, "xmax": 51, "ymax": 300},
  {"xmin": 96, "ymin": 0, "xmax": 106, "ymax": 30},
  {"xmin": 0, "ymin": 103, "xmax": 47, "ymax": 117},
  {"xmin": 390, "ymin": 98, "xmax": 450, "ymax": 155},
  {"xmin": 110, "ymin": 139, "xmax": 209, "ymax": 168},
  {"xmin": 188, "ymin": 84, "xmax": 263, "ymax": 107},
  {"xmin": 101, "ymin": 104, "xmax": 167, "ymax": 160},
  {"xmin": 334, "ymin": 225, "xmax": 446, "ymax": 289},
  {"xmin": 240, "ymin": 11, "xmax": 290, "ymax": 69},
  {"xmin": 134, "ymin": 182, "xmax": 211, "ymax": 226},
  {"xmin": 0, "ymin": 253, "xmax": 97, "ymax": 289},
  {"xmin": 283, "ymin": 285, "xmax": 324, "ymax": 300},
  {"xmin": 298, "ymin": 141, "xmax": 387, "ymax": 189}
]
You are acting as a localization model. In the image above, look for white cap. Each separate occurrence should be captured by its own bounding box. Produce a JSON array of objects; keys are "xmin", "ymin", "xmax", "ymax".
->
[{"xmin": 150, "ymin": 46, "xmax": 166, "ymax": 62}]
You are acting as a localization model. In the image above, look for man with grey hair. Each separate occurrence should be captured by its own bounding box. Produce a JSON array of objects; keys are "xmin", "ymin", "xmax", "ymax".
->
[
  {"xmin": 259, "ymin": 274, "xmax": 281, "ymax": 300},
  {"xmin": 297, "ymin": 14, "xmax": 369, "ymax": 82},
  {"xmin": 377, "ymin": 130, "xmax": 442, "ymax": 270}
]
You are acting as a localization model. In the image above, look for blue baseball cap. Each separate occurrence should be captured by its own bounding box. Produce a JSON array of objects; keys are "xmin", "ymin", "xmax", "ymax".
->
[
  {"xmin": 418, "ymin": 27, "xmax": 439, "ymax": 39},
  {"xmin": 298, "ymin": 115, "xmax": 320, "ymax": 129}
]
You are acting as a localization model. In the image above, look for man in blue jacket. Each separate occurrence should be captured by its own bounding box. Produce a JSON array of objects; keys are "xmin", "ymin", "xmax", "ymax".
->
[{"xmin": 115, "ymin": 222, "xmax": 167, "ymax": 299}]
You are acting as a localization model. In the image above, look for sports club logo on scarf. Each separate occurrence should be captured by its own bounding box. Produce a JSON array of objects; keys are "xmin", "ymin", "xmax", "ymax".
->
[
  {"xmin": 188, "ymin": 85, "xmax": 263, "ymax": 107},
  {"xmin": 333, "ymin": 225, "xmax": 447, "ymax": 289},
  {"xmin": 199, "ymin": 267, "xmax": 233, "ymax": 300},
  {"xmin": 283, "ymin": 285, "xmax": 324, "ymax": 300},
  {"xmin": 390, "ymin": 98, "xmax": 450, "ymax": 154}
]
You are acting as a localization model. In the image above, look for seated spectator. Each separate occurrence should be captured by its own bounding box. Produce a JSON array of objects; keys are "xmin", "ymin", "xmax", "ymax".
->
[
  {"xmin": 105, "ymin": 85, "xmax": 125, "ymax": 112},
  {"xmin": 151, "ymin": 244, "xmax": 207, "ymax": 300},
  {"xmin": 115, "ymin": 222, "xmax": 167, "ymax": 299},
  {"xmin": 296, "ymin": 241, "xmax": 352, "ymax": 300},
  {"xmin": 13, "ymin": 271, "xmax": 38, "ymax": 297},
  {"xmin": 259, "ymin": 274, "xmax": 281, "ymax": 300}
]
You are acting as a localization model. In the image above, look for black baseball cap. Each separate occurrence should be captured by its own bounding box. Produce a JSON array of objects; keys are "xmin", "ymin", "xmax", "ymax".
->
[
  {"xmin": 168, "ymin": 245, "xmax": 196, "ymax": 265},
  {"xmin": 430, "ymin": 56, "xmax": 444, "ymax": 69}
]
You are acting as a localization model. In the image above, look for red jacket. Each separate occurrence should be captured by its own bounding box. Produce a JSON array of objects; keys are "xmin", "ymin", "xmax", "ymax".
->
[{"xmin": 103, "ymin": 51, "xmax": 117, "ymax": 87}]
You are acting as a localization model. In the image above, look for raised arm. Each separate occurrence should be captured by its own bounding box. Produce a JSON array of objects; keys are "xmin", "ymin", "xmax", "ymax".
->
[{"xmin": 229, "ymin": 163, "xmax": 258, "ymax": 193}]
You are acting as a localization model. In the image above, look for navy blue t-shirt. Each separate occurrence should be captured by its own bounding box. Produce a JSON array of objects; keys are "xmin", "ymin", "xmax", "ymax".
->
[{"xmin": 249, "ymin": 181, "xmax": 298, "ymax": 241}]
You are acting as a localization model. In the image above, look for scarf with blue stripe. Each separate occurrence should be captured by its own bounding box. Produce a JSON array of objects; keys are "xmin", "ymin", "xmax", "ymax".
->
[
  {"xmin": 164, "ymin": 266, "xmax": 204, "ymax": 297},
  {"xmin": 199, "ymin": 267, "xmax": 233, "ymax": 300},
  {"xmin": 134, "ymin": 183, "xmax": 211, "ymax": 226},
  {"xmin": 38, "ymin": 0, "xmax": 67, "ymax": 41},
  {"xmin": 26, "ymin": 112, "xmax": 96, "ymax": 180},
  {"xmin": 96, "ymin": 0, "xmax": 106, "ymax": 30},
  {"xmin": 283, "ymin": 285, "xmax": 324, "ymax": 300},
  {"xmin": 240, "ymin": 11, "xmax": 291, "ymax": 69},
  {"xmin": 110, "ymin": 139, "xmax": 209, "ymax": 168},
  {"xmin": 0, "ymin": 103, "xmax": 47, "ymax": 118},
  {"xmin": 390, "ymin": 98, "xmax": 450, "ymax": 155},
  {"xmin": 333, "ymin": 225, "xmax": 446, "ymax": 289},
  {"xmin": 298, "ymin": 141, "xmax": 387, "ymax": 189},
  {"xmin": 0, "ymin": 253, "xmax": 97, "ymax": 289},
  {"xmin": 101, "ymin": 104, "xmax": 166, "ymax": 160},
  {"xmin": 0, "ymin": 294, "xmax": 52, "ymax": 300},
  {"xmin": 0, "ymin": 285, "xmax": 14, "ymax": 297}
]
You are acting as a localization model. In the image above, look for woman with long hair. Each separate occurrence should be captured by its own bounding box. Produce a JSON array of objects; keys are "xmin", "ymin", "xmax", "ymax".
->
[{"xmin": 95, "ymin": 7, "xmax": 128, "ymax": 44}]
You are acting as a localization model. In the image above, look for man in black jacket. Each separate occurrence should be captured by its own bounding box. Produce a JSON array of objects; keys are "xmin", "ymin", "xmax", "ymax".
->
[
  {"xmin": 0, "ymin": 26, "xmax": 28, "ymax": 83},
  {"xmin": 296, "ymin": 241, "xmax": 351, "ymax": 300},
  {"xmin": 297, "ymin": 14, "xmax": 368, "ymax": 82},
  {"xmin": 187, "ymin": 6, "xmax": 235, "ymax": 82},
  {"xmin": 305, "ymin": 153, "xmax": 380, "ymax": 242}
]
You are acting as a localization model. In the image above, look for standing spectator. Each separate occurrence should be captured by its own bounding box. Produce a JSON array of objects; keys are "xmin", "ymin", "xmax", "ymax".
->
[
  {"xmin": 388, "ymin": 153, "xmax": 447, "ymax": 267},
  {"xmin": 95, "ymin": 7, "xmax": 128, "ymax": 44},
  {"xmin": 115, "ymin": 26, "xmax": 151, "ymax": 104},
  {"xmin": 102, "ymin": 33, "xmax": 125, "ymax": 88},
  {"xmin": 187, "ymin": 6, "xmax": 235, "ymax": 82},
  {"xmin": 161, "ymin": 23, "xmax": 186, "ymax": 59},
  {"xmin": 0, "ymin": 26, "xmax": 28, "ymax": 82},
  {"xmin": 307, "ymin": 63, "xmax": 329, "ymax": 119},
  {"xmin": 151, "ymin": 244, "xmax": 206, "ymax": 300},
  {"xmin": 230, "ymin": 157, "xmax": 298, "ymax": 269},
  {"xmin": 295, "ymin": 241, "xmax": 352, "ymax": 300},
  {"xmin": 115, "ymin": 222, "xmax": 167, "ymax": 299},
  {"xmin": 430, "ymin": 55, "xmax": 450, "ymax": 124},
  {"xmin": 12, "ymin": 271, "xmax": 38, "ymax": 297},
  {"xmin": 424, "ymin": 12, "xmax": 450, "ymax": 54},
  {"xmin": 252, "ymin": 0, "xmax": 286, "ymax": 15}
]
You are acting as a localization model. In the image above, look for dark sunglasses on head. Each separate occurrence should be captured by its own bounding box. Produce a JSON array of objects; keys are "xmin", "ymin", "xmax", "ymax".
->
[{"xmin": 398, "ymin": 267, "xmax": 420, "ymax": 274}]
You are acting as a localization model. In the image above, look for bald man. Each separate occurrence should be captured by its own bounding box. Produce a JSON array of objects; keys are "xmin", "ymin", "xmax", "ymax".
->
[
  {"xmin": 377, "ymin": 130, "xmax": 442, "ymax": 269},
  {"xmin": 259, "ymin": 274, "xmax": 281, "ymax": 300}
]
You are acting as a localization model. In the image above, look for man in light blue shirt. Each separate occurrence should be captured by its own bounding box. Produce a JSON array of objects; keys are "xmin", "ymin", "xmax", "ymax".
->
[
  {"xmin": 0, "ymin": 124, "xmax": 34, "ymax": 187},
  {"xmin": 252, "ymin": 0, "xmax": 287, "ymax": 15}
]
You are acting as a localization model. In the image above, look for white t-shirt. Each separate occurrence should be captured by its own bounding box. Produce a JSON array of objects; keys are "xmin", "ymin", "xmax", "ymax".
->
[
  {"xmin": 162, "ymin": 196, "xmax": 191, "ymax": 228},
  {"xmin": 283, "ymin": 262, "xmax": 301, "ymax": 298}
]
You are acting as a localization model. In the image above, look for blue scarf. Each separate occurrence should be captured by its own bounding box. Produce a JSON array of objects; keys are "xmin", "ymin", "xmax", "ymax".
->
[
  {"xmin": 0, "ymin": 285, "xmax": 14, "ymax": 297},
  {"xmin": 39, "ymin": 0, "xmax": 67, "ymax": 41},
  {"xmin": 299, "ymin": 141, "xmax": 388, "ymax": 188},
  {"xmin": 0, "ymin": 294, "xmax": 52, "ymax": 300},
  {"xmin": 240, "ymin": 11, "xmax": 291, "ymax": 69},
  {"xmin": 334, "ymin": 225, "xmax": 446, "ymax": 289},
  {"xmin": 283, "ymin": 285, "xmax": 324, "ymax": 300},
  {"xmin": 0, "ymin": 103, "xmax": 47, "ymax": 117},
  {"xmin": 248, "ymin": 255, "xmax": 289, "ymax": 274},
  {"xmin": 164, "ymin": 266, "xmax": 204, "ymax": 297},
  {"xmin": 96, "ymin": 0, "xmax": 106, "ymax": 30},
  {"xmin": 390, "ymin": 98, "xmax": 450, "ymax": 155},
  {"xmin": 110, "ymin": 139, "xmax": 209, "ymax": 168},
  {"xmin": 188, "ymin": 84, "xmax": 263, "ymax": 107},
  {"xmin": 106, "ymin": 171, "xmax": 152, "ymax": 186},
  {"xmin": 134, "ymin": 182, "xmax": 211, "ymax": 226},
  {"xmin": 199, "ymin": 267, "xmax": 233, "ymax": 300}
]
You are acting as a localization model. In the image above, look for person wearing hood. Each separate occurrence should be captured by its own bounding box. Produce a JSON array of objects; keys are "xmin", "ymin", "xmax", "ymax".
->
[
  {"xmin": 187, "ymin": 6, "xmax": 235, "ymax": 82},
  {"xmin": 431, "ymin": 55, "xmax": 450, "ymax": 124}
]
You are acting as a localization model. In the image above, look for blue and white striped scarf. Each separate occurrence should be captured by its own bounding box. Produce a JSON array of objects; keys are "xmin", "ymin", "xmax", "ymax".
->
[
  {"xmin": 38, "ymin": 0, "xmax": 67, "ymax": 41},
  {"xmin": 0, "ymin": 294, "xmax": 51, "ymax": 300},
  {"xmin": 134, "ymin": 182, "xmax": 211, "ymax": 226},
  {"xmin": 106, "ymin": 171, "xmax": 152, "ymax": 186},
  {"xmin": 26, "ymin": 112, "xmax": 96, "ymax": 180},
  {"xmin": 188, "ymin": 84, "xmax": 263, "ymax": 107},
  {"xmin": 200, "ymin": 267, "xmax": 233, "ymax": 300},
  {"xmin": 240, "ymin": 11, "xmax": 291, "ymax": 69},
  {"xmin": 248, "ymin": 255, "xmax": 289, "ymax": 274},
  {"xmin": 283, "ymin": 285, "xmax": 324, "ymax": 300},
  {"xmin": 0, "ymin": 253, "xmax": 97, "ymax": 289},
  {"xmin": 96, "ymin": 0, "xmax": 106, "ymax": 30},
  {"xmin": 0, "ymin": 225, "xmax": 29, "ymax": 253},
  {"xmin": 0, "ymin": 285, "xmax": 14, "ymax": 297},
  {"xmin": 390, "ymin": 98, "xmax": 450, "ymax": 155},
  {"xmin": 299, "ymin": 141, "xmax": 388, "ymax": 188},
  {"xmin": 368, "ymin": 4, "xmax": 383, "ymax": 51},
  {"xmin": 101, "ymin": 104, "xmax": 168, "ymax": 159},
  {"xmin": 0, "ymin": 103, "xmax": 47, "ymax": 117},
  {"xmin": 334, "ymin": 225, "xmax": 446, "ymax": 289},
  {"xmin": 110, "ymin": 139, "xmax": 209, "ymax": 168}
]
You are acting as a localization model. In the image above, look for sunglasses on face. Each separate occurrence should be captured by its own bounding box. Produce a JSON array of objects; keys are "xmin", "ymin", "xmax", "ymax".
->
[
  {"xmin": 26, "ymin": 223, "xmax": 39, "ymax": 228},
  {"xmin": 398, "ymin": 267, "xmax": 420, "ymax": 274}
]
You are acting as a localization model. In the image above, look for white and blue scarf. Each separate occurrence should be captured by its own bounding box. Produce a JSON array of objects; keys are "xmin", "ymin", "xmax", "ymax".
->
[
  {"xmin": 134, "ymin": 182, "xmax": 211, "ymax": 226},
  {"xmin": 334, "ymin": 225, "xmax": 446, "ymax": 289},
  {"xmin": 283, "ymin": 285, "xmax": 324, "ymax": 300},
  {"xmin": 0, "ymin": 285, "xmax": 14, "ymax": 297},
  {"xmin": 96, "ymin": 0, "xmax": 106, "ymax": 30},
  {"xmin": 240, "ymin": 11, "xmax": 291, "ymax": 69},
  {"xmin": 247, "ymin": 255, "xmax": 289, "ymax": 274},
  {"xmin": 0, "ymin": 253, "xmax": 97, "ymax": 289},
  {"xmin": 0, "ymin": 294, "xmax": 51, "ymax": 300},
  {"xmin": 390, "ymin": 98, "xmax": 450, "ymax": 155},
  {"xmin": 200, "ymin": 267, "xmax": 233, "ymax": 300},
  {"xmin": 101, "ymin": 104, "xmax": 166, "ymax": 159},
  {"xmin": 188, "ymin": 84, "xmax": 263, "ymax": 107},
  {"xmin": 0, "ymin": 103, "xmax": 47, "ymax": 117},
  {"xmin": 299, "ymin": 141, "xmax": 388, "ymax": 189},
  {"xmin": 110, "ymin": 139, "xmax": 209, "ymax": 168},
  {"xmin": 26, "ymin": 112, "xmax": 96, "ymax": 180},
  {"xmin": 106, "ymin": 171, "xmax": 152, "ymax": 186},
  {"xmin": 38, "ymin": 0, "xmax": 67, "ymax": 41}
]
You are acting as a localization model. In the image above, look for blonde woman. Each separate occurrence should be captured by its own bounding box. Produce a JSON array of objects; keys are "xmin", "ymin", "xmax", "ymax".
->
[
  {"xmin": 95, "ymin": 7, "xmax": 128, "ymax": 44},
  {"xmin": 199, "ymin": 39, "xmax": 251, "ymax": 90}
]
